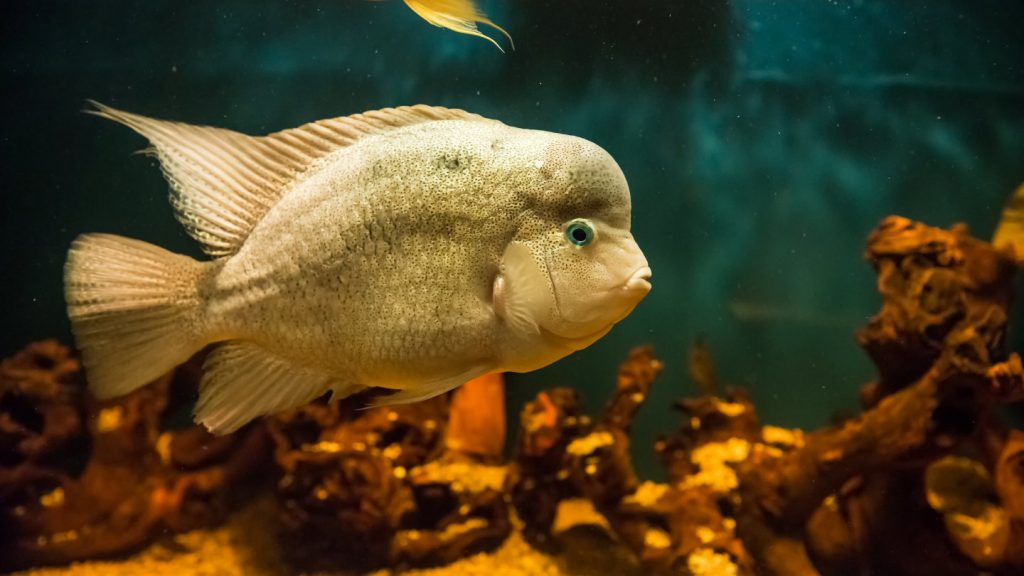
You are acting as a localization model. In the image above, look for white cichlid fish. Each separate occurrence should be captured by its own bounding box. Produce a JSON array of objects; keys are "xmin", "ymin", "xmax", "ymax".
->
[{"xmin": 65, "ymin": 103, "xmax": 651, "ymax": 434}]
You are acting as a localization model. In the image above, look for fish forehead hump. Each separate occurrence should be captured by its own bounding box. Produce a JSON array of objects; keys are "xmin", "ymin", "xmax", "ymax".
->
[
  {"xmin": 366, "ymin": 120, "xmax": 629, "ymax": 219},
  {"xmin": 500, "ymin": 130, "xmax": 631, "ymax": 220}
]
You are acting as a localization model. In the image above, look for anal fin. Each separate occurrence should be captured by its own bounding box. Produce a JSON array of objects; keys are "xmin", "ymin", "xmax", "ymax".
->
[{"xmin": 195, "ymin": 341, "xmax": 355, "ymax": 434}]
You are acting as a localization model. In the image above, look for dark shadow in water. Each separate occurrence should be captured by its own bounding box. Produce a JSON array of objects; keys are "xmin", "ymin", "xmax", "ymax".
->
[{"xmin": 502, "ymin": 0, "xmax": 735, "ymax": 91}]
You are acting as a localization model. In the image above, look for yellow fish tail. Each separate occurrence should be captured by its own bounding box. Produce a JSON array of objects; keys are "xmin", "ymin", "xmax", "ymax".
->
[{"xmin": 402, "ymin": 0, "xmax": 513, "ymax": 51}]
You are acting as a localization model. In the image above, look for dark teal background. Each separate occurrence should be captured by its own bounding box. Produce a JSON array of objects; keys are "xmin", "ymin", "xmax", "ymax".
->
[{"xmin": 3, "ymin": 1, "xmax": 1023, "ymax": 475}]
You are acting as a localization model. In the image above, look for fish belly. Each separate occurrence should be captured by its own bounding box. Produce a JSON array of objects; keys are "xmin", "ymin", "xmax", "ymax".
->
[{"xmin": 208, "ymin": 228, "xmax": 498, "ymax": 392}]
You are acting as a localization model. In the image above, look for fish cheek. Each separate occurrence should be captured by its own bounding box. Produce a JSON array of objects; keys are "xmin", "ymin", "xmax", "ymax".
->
[{"xmin": 546, "ymin": 243, "xmax": 611, "ymax": 330}]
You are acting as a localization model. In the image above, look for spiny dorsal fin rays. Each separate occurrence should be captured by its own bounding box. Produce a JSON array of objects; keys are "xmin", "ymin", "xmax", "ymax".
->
[
  {"xmin": 402, "ymin": 0, "xmax": 514, "ymax": 52},
  {"xmin": 993, "ymin": 183, "xmax": 1024, "ymax": 263},
  {"xmin": 86, "ymin": 101, "xmax": 487, "ymax": 257}
]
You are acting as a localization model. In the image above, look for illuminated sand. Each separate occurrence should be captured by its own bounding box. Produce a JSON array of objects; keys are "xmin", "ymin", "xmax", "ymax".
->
[{"xmin": 11, "ymin": 498, "xmax": 644, "ymax": 576}]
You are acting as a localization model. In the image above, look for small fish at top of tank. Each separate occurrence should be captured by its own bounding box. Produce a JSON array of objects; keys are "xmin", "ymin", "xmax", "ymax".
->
[
  {"xmin": 391, "ymin": 0, "xmax": 513, "ymax": 51},
  {"xmin": 63, "ymin": 102, "xmax": 651, "ymax": 434}
]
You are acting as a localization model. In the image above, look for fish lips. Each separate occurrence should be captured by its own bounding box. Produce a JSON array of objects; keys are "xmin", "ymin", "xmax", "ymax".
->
[
  {"xmin": 546, "ymin": 263, "xmax": 652, "ymax": 341},
  {"xmin": 611, "ymin": 265, "xmax": 652, "ymax": 323},
  {"xmin": 625, "ymin": 265, "xmax": 653, "ymax": 294}
]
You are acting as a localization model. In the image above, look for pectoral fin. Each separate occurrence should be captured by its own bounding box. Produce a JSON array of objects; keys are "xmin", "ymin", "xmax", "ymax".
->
[{"xmin": 496, "ymin": 242, "xmax": 551, "ymax": 336}]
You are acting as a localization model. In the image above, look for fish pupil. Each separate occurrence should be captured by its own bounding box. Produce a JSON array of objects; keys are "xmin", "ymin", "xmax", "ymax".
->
[{"xmin": 566, "ymin": 221, "xmax": 593, "ymax": 246}]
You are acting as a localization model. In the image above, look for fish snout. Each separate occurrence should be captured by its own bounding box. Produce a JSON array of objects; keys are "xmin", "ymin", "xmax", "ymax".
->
[{"xmin": 624, "ymin": 266, "xmax": 652, "ymax": 294}]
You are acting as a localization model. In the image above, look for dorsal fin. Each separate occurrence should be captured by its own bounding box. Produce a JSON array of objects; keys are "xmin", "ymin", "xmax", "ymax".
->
[{"xmin": 88, "ymin": 101, "xmax": 486, "ymax": 257}]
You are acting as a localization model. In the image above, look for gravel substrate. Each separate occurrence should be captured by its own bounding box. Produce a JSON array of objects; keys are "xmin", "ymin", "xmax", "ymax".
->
[{"xmin": 10, "ymin": 499, "xmax": 642, "ymax": 576}]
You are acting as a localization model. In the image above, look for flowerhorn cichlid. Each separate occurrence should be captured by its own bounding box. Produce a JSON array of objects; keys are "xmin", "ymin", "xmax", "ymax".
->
[{"xmin": 65, "ymin": 103, "xmax": 652, "ymax": 434}]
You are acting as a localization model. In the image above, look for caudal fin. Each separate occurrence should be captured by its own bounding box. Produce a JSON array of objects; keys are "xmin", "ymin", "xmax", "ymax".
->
[{"xmin": 64, "ymin": 233, "xmax": 207, "ymax": 399}]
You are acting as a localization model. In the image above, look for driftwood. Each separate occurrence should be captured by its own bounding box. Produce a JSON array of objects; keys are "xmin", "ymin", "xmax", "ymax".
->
[
  {"xmin": 0, "ymin": 346, "xmax": 268, "ymax": 571},
  {"xmin": 267, "ymin": 372, "xmax": 511, "ymax": 572}
]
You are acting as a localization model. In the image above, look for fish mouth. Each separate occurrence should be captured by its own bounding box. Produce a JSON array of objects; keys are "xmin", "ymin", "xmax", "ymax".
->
[{"xmin": 624, "ymin": 266, "xmax": 653, "ymax": 293}]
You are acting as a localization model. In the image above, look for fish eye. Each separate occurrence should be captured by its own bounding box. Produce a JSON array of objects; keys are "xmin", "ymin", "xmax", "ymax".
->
[{"xmin": 565, "ymin": 219, "xmax": 595, "ymax": 247}]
